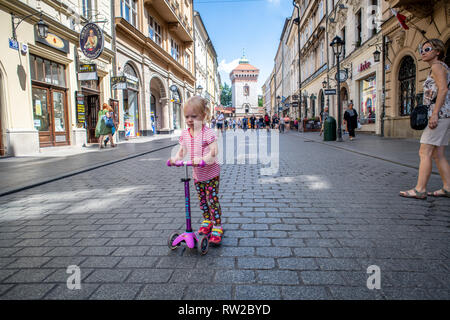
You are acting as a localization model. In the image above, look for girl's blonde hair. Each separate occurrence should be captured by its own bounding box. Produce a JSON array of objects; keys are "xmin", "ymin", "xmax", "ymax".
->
[{"xmin": 184, "ymin": 96, "xmax": 211, "ymax": 122}]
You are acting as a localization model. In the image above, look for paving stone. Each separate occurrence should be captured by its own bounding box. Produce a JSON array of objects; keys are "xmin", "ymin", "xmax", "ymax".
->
[
  {"xmin": 234, "ymin": 285, "xmax": 281, "ymax": 300},
  {"xmin": 137, "ymin": 284, "xmax": 187, "ymax": 300},
  {"xmin": 0, "ymin": 284, "xmax": 56, "ymax": 300},
  {"xmin": 2, "ymin": 269, "xmax": 55, "ymax": 283},
  {"xmin": 237, "ymin": 258, "xmax": 275, "ymax": 270},
  {"xmin": 281, "ymin": 286, "xmax": 331, "ymax": 300},
  {"xmin": 89, "ymin": 284, "xmax": 142, "ymax": 300},
  {"xmin": 127, "ymin": 269, "xmax": 174, "ymax": 283},
  {"xmin": 257, "ymin": 270, "xmax": 299, "ymax": 285},
  {"xmin": 84, "ymin": 269, "xmax": 131, "ymax": 283},
  {"xmin": 43, "ymin": 284, "xmax": 100, "ymax": 300}
]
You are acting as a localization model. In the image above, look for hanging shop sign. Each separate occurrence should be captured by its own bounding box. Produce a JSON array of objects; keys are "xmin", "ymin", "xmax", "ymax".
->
[
  {"xmin": 79, "ymin": 23, "xmax": 104, "ymax": 59},
  {"xmin": 324, "ymin": 89, "xmax": 337, "ymax": 95},
  {"xmin": 75, "ymin": 91, "xmax": 86, "ymax": 127},
  {"xmin": 111, "ymin": 76, "xmax": 127, "ymax": 90},
  {"xmin": 77, "ymin": 64, "xmax": 98, "ymax": 81},
  {"xmin": 35, "ymin": 31, "xmax": 69, "ymax": 53}
]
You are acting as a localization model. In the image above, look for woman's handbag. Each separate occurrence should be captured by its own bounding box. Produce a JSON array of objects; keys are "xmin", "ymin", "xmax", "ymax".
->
[{"xmin": 410, "ymin": 104, "xmax": 429, "ymax": 130}]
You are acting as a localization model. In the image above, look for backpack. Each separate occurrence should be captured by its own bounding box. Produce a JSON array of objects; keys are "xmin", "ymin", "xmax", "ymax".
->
[
  {"xmin": 104, "ymin": 115, "xmax": 114, "ymax": 128},
  {"xmin": 410, "ymin": 105, "xmax": 429, "ymax": 130}
]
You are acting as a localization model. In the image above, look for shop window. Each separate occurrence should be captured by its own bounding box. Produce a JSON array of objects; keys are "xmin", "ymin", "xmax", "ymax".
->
[
  {"xmin": 359, "ymin": 76, "xmax": 377, "ymax": 124},
  {"xmin": 398, "ymin": 56, "xmax": 416, "ymax": 116},
  {"xmin": 29, "ymin": 55, "xmax": 66, "ymax": 87}
]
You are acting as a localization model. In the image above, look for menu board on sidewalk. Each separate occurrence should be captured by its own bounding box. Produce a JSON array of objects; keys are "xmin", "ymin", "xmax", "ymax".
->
[{"xmin": 75, "ymin": 92, "xmax": 86, "ymax": 128}]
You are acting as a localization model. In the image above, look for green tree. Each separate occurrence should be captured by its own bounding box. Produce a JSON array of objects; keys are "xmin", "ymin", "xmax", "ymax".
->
[{"xmin": 220, "ymin": 82, "xmax": 232, "ymax": 107}]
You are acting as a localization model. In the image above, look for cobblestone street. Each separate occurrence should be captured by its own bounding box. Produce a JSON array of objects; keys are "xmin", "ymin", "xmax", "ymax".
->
[{"xmin": 0, "ymin": 131, "xmax": 449, "ymax": 300}]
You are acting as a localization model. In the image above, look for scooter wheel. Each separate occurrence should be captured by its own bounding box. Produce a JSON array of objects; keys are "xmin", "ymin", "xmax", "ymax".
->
[
  {"xmin": 197, "ymin": 235, "xmax": 209, "ymax": 255},
  {"xmin": 168, "ymin": 231, "xmax": 180, "ymax": 250}
]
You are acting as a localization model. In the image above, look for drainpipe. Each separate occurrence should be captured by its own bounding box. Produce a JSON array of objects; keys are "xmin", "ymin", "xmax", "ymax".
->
[{"xmin": 381, "ymin": 35, "xmax": 386, "ymax": 137}]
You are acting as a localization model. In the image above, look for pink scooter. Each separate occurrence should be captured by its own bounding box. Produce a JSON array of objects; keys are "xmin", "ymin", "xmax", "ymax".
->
[{"xmin": 166, "ymin": 159, "xmax": 209, "ymax": 255}]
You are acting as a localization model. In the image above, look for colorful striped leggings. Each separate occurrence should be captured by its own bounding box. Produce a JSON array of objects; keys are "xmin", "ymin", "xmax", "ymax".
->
[{"xmin": 195, "ymin": 176, "xmax": 222, "ymax": 226}]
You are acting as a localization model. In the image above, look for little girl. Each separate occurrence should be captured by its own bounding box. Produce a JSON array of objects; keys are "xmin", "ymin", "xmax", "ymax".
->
[{"xmin": 168, "ymin": 96, "xmax": 223, "ymax": 244}]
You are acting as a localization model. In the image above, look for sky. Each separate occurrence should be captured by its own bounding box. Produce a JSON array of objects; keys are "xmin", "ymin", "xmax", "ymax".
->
[{"xmin": 193, "ymin": 0, "xmax": 294, "ymax": 95}]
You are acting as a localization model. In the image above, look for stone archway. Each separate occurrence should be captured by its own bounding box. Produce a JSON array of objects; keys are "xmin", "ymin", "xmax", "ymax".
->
[{"xmin": 150, "ymin": 76, "xmax": 167, "ymax": 133}]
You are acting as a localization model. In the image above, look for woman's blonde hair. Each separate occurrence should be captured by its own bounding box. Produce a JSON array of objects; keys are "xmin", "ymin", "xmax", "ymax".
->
[
  {"xmin": 102, "ymin": 103, "xmax": 109, "ymax": 110},
  {"xmin": 422, "ymin": 38, "xmax": 446, "ymax": 61},
  {"xmin": 184, "ymin": 96, "xmax": 211, "ymax": 122}
]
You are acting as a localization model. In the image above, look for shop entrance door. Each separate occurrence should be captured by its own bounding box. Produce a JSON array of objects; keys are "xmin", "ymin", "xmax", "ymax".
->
[
  {"xmin": 86, "ymin": 94, "xmax": 100, "ymax": 143},
  {"xmin": 32, "ymin": 86, "xmax": 70, "ymax": 147}
]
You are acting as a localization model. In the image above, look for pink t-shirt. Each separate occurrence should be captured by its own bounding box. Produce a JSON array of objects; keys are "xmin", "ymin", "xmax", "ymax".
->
[{"xmin": 179, "ymin": 125, "xmax": 220, "ymax": 182}]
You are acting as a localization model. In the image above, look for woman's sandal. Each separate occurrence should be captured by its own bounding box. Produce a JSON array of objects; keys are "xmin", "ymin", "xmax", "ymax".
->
[
  {"xmin": 399, "ymin": 189, "xmax": 427, "ymax": 200},
  {"xmin": 427, "ymin": 188, "xmax": 450, "ymax": 198}
]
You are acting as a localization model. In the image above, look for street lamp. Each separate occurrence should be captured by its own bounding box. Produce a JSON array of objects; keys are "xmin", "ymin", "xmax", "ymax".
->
[
  {"xmin": 11, "ymin": 11, "xmax": 49, "ymax": 40},
  {"xmin": 196, "ymin": 85, "xmax": 203, "ymax": 96},
  {"xmin": 292, "ymin": 0, "xmax": 302, "ymax": 131},
  {"xmin": 373, "ymin": 48, "xmax": 381, "ymax": 63},
  {"xmin": 276, "ymin": 95, "xmax": 281, "ymax": 116},
  {"xmin": 330, "ymin": 35, "xmax": 344, "ymax": 142}
]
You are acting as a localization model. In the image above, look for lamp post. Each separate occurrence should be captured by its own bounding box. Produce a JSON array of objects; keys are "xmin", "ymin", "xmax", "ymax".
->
[
  {"xmin": 330, "ymin": 35, "xmax": 344, "ymax": 142},
  {"xmin": 196, "ymin": 85, "xmax": 203, "ymax": 96},
  {"xmin": 293, "ymin": 0, "xmax": 302, "ymax": 131},
  {"xmin": 11, "ymin": 11, "xmax": 48, "ymax": 40}
]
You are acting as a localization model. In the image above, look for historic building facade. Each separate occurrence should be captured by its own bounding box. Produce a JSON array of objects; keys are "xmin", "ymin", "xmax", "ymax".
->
[
  {"xmin": 193, "ymin": 10, "xmax": 220, "ymax": 119},
  {"xmin": 381, "ymin": 0, "xmax": 450, "ymax": 138},
  {"xmin": 0, "ymin": 0, "xmax": 114, "ymax": 156},
  {"xmin": 115, "ymin": 0, "xmax": 195, "ymax": 136}
]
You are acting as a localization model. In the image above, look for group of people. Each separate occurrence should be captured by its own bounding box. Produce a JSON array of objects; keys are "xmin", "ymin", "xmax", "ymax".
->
[
  {"xmin": 210, "ymin": 113, "xmax": 296, "ymax": 133},
  {"xmin": 95, "ymin": 103, "xmax": 118, "ymax": 149}
]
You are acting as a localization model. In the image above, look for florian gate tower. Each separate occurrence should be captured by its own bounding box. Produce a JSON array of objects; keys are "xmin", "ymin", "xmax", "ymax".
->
[{"xmin": 230, "ymin": 53, "xmax": 260, "ymax": 117}]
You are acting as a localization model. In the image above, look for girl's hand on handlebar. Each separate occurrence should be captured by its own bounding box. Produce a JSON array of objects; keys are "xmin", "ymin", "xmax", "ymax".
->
[
  {"xmin": 168, "ymin": 158, "xmax": 176, "ymax": 166},
  {"xmin": 193, "ymin": 157, "xmax": 203, "ymax": 167}
]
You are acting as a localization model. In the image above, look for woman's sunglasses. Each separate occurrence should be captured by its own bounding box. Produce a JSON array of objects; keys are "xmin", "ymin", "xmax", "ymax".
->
[{"xmin": 420, "ymin": 46, "xmax": 433, "ymax": 54}]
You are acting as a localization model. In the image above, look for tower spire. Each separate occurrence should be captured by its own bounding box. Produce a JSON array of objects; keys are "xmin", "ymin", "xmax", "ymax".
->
[{"xmin": 239, "ymin": 49, "xmax": 249, "ymax": 64}]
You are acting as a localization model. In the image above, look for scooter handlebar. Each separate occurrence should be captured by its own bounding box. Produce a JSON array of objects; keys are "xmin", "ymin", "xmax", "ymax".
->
[{"xmin": 167, "ymin": 160, "xmax": 206, "ymax": 168}]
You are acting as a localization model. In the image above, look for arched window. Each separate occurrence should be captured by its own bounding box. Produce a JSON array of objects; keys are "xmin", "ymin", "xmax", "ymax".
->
[{"xmin": 398, "ymin": 55, "xmax": 416, "ymax": 116}]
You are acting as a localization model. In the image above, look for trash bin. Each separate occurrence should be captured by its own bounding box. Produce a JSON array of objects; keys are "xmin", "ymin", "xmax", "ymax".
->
[{"xmin": 323, "ymin": 117, "xmax": 336, "ymax": 141}]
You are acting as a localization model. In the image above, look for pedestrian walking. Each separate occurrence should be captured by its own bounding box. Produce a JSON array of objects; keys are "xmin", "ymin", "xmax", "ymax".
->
[
  {"xmin": 279, "ymin": 116, "xmax": 285, "ymax": 133},
  {"xmin": 103, "ymin": 106, "xmax": 118, "ymax": 148},
  {"xmin": 216, "ymin": 112, "xmax": 224, "ymax": 133},
  {"xmin": 232, "ymin": 118, "xmax": 236, "ymax": 131},
  {"xmin": 95, "ymin": 103, "xmax": 115, "ymax": 149},
  {"xmin": 242, "ymin": 116, "xmax": 248, "ymax": 131},
  {"xmin": 168, "ymin": 96, "xmax": 223, "ymax": 244},
  {"xmin": 250, "ymin": 115, "xmax": 256, "ymax": 130},
  {"xmin": 319, "ymin": 107, "xmax": 329, "ymax": 136},
  {"xmin": 284, "ymin": 116, "xmax": 290, "ymax": 131},
  {"xmin": 211, "ymin": 116, "xmax": 216, "ymax": 129},
  {"xmin": 224, "ymin": 118, "xmax": 229, "ymax": 131},
  {"xmin": 400, "ymin": 39, "xmax": 450, "ymax": 199},
  {"xmin": 264, "ymin": 113, "xmax": 271, "ymax": 131},
  {"xmin": 237, "ymin": 118, "xmax": 242, "ymax": 129},
  {"xmin": 343, "ymin": 102, "xmax": 358, "ymax": 140}
]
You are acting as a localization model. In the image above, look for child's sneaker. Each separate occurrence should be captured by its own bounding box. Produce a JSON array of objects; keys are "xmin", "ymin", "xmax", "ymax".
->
[
  {"xmin": 209, "ymin": 226, "xmax": 223, "ymax": 245},
  {"xmin": 198, "ymin": 220, "xmax": 213, "ymax": 235}
]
